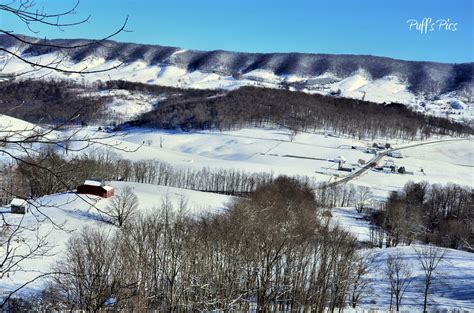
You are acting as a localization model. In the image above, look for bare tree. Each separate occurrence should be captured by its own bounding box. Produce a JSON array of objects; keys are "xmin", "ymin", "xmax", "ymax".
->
[
  {"xmin": 0, "ymin": 0, "xmax": 131, "ymax": 304},
  {"xmin": 354, "ymin": 186, "xmax": 372, "ymax": 213},
  {"xmin": 414, "ymin": 245, "xmax": 446, "ymax": 313},
  {"xmin": 0, "ymin": 214, "xmax": 49, "ymax": 281},
  {"xmin": 288, "ymin": 127, "xmax": 298, "ymax": 142},
  {"xmin": 385, "ymin": 252, "xmax": 413, "ymax": 311},
  {"xmin": 349, "ymin": 252, "xmax": 375, "ymax": 308},
  {"xmin": 50, "ymin": 227, "xmax": 135, "ymax": 310},
  {"xmin": 0, "ymin": 0, "xmax": 128, "ymax": 79},
  {"xmin": 104, "ymin": 186, "xmax": 138, "ymax": 227}
]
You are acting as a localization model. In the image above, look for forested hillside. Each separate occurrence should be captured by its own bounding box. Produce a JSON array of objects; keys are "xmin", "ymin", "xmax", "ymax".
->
[
  {"xmin": 1, "ymin": 79, "xmax": 471, "ymax": 140},
  {"xmin": 133, "ymin": 86, "xmax": 472, "ymax": 139}
]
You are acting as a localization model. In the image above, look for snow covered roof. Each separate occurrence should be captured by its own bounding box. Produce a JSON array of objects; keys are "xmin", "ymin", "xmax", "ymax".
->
[
  {"xmin": 103, "ymin": 186, "xmax": 114, "ymax": 191},
  {"xmin": 84, "ymin": 179, "xmax": 104, "ymax": 187},
  {"xmin": 10, "ymin": 198, "xmax": 27, "ymax": 207}
]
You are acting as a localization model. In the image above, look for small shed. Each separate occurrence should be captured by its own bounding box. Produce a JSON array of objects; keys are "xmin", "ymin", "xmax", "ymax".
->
[
  {"xmin": 388, "ymin": 151, "xmax": 403, "ymax": 158},
  {"xmin": 77, "ymin": 178, "xmax": 115, "ymax": 198},
  {"xmin": 10, "ymin": 198, "xmax": 28, "ymax": 214},
  {"xmin": 334, "ymin": 155, "xmax": 347, "ymax": 163},
  {"xmin": 372, "ymin": 142, "xmax": 386, "ymax": 150},
  {"xmin": 334, "ymin": 155, "xmax": 347, "ymax": 170}
]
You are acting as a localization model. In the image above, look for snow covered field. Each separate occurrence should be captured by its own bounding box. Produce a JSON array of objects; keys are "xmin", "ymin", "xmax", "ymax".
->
[
  {"xmin": 1, "ymin": 112, "xmax": 471, "ymax": 197},
  {"xmin": 354, "ymin": 140, "xmax": 474, "ymax": 198},
  {"xmin": 366, "ymin": 245, "xmax": 474, "ymax": 311},
  {"xmin": 65, "ymin": 126, "xmax": 473, "ymax": 199}
]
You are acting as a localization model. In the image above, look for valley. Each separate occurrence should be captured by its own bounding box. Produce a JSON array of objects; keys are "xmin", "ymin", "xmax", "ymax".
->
[{"xmin": 0, "ymin": 25, "xmax": 472, "ymax": 312}]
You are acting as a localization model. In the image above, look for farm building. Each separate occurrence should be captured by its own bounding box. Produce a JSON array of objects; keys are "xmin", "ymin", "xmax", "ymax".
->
[
  {"xmin": 373, "ymin": 142, "xmax": 391, "ymax": 150},
  {"xmin": 387, "ymin": 151, "xmax": 403, "ymax": 158},
  {"xmin": 333, "ymin": 155, "xmax": 347, "ymax": 170},
  {"xmin": 10, "ymin": 198, "xmax": 28, "ymax": 214},
  {"xmin": 381, "ymin": 159, "xmax": 398, "ymax": 173},
  {"xmin": 77, "ymin": 178, "xmax": 115, "ymax": 198}
]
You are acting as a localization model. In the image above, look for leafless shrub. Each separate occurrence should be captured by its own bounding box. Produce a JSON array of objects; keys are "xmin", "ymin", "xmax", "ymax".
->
[
  {"xmin": 385, "ymin": 252, "xmax": 413, "ymax": 311},
  {"xmin": 104, "ymin": 186, "xmax": 138, "ymax": 227},
  {"xmin": 414, "ymin": 245, "xmax": 446, "ymax": 313}
]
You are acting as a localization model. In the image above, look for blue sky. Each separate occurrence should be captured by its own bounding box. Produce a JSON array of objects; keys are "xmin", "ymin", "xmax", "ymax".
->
[{"xmin": 1, "ymin": 0, "xmax": 472, "ymax": 63}]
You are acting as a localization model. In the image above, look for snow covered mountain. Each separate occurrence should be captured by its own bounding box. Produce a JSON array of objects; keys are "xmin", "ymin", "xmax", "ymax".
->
[{"xmin": 0, "ymin": 35, "xmax": 473, "ymax": 120}]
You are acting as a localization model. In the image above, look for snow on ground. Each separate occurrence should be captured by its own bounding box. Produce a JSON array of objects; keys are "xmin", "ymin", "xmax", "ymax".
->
[
  {"xmin": 0, "ymin": 114, "xmax": 473, "ymax": 309},
  {"xmin": 69, "ymin": 127, "xmax": 374, "ymax": 180},
  {"xmin": 84, "ymin": 88, "xmax": 164, "ymax": 124},
  {"xmin": 359, "ymin": 76, "xmax": 416, "ymax": 104},
  {"xmin": 0, "ymin": 114, "xmax": 47, "ymax": 140},
  {"xmin": 330, "ymin": 70, "xmax": 370, "ymax": 93},
  {"xmin": 0, "ymin": 181, "xmax": 232, "ymax": 296},
  {"xmin": 2, "ymin": 53, "xmax": 471, "ymax": 121},
  {"xmin": 0, "ymin": 114, "xmax": 61, "ymax": 164},
  {"xmin": 329, "ymin": 72, "xmax": 416, "ymax": 105},
  {"xmin": 103, "ymin": 90, "xmax": 163, "ymax": 123},
  {"xmin": 331, "ymin": 207, "xmax": 372, "ymax": 242},
  {"xmin": 65, "ymin": 126, "xmax": 473, "ymax": 199},
  {"xmin": 1, "ymin": 113, "xmax": 471, "ymax": 198},
  {"xmin": 331, "ymin": 207, "xmax": 474, "ymax": 311},
  {"xmin": 353, "ymin": 140, "xmax": 474, "ymax": 198},
  {"xmin": 365, "ymin": 245, "xmax": 474, "ymax": 311}
]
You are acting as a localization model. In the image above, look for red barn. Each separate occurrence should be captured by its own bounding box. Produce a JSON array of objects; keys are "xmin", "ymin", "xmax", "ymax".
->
[{"xmin": 77, "ymin": 178, "xmax": 115, "ymax": 198}]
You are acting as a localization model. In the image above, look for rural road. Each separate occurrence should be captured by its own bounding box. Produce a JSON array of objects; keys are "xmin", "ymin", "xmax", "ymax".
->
[{"xmin": 326, "ymin": 137, "xmax": 472, "ymax": 187}]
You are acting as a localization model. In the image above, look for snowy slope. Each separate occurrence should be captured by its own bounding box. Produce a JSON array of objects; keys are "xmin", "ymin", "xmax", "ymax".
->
[
  {"xmin": 0, "ymin": 114, "xmax": 61, "ymax": 164},
  {"xmin": 0, "ymin": 181, "xmax": 232, "ymax": 295},
  {"xmin": 331, "ymin": 207, "xmax": 474, "ymax": 311},
  {"xmin": 331, "ymin": 207, "xmax": 372, "ymax": 242},
  {"xmin": 353, "ymin": 140, "xmax": 474, "ymax": 199},
  {"xmin": 365, "ymin": 245, "xmax": 474, "ymax": 311},
  {"xmin": 1, "ymin": 35, "xmax": 472, "ymax": 121},
  {"xmin": 0, "ymin": 114, "xmax": 46, "ymax": 140},
  {"xmin": 2, "ymin": 181, "xmax": 473, "ymax": 311}
]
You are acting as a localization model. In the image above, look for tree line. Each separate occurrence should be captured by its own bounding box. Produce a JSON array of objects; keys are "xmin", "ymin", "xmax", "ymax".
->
[
  {"xmin": 4, "ymin": 149, "xmax": 472, "ymax": 253},
  {"xmin": 4, "ymin": 148, "xmax": 315, "ymax": 200},
  {"xmin": 371, "ymin": 181, "xmax": 473, "ymax": 250},
  {"xmin": 97, "ymin": 80, "xmax": 215, "ymax": 99}
]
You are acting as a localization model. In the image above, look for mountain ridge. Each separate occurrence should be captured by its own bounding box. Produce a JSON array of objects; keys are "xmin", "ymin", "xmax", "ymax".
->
[
  {"xmin": 2, "ymin": 34, "xmax": 469, "ymax": 64},
  {"xmin": 1, "ymin": 34, "xmax": 472, "ymax": 95}
]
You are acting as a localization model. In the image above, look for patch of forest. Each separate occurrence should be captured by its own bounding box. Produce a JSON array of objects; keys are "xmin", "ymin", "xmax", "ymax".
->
[
  {"xmin": 370, "ymin": 181, "xmax": 473, "ymax": 250},
  {"xmin": 0, "ymin": 79, "xmax": 109, "ymax": 124},
  {"xmin": 0, "ymin": 79, "xmax": 218, "ymax": 125}
]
